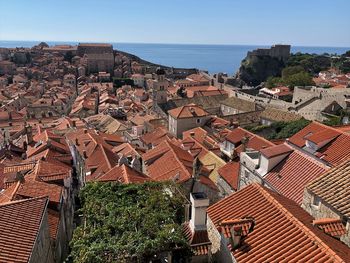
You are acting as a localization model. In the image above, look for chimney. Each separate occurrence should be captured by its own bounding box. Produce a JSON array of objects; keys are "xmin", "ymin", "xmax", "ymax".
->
[
  {"xmin": 72, "ymin": 120, "xmax": 76, "ymax": 127},
  {"xmin": 192, "ymin": 157, "xmax": 202, "ymax": 180},
  {"xmin": 25, "ymin": 125, "xmax": 33, "ymax": 145},
  {"xmin": 75, "ymin": 138, "xmax": 79, "ymax": 146},
  {"xmin": 83, "ymin": 150, "xmax": 87, "ymax": 159},
  {"xmin": 190, "ymin": 192, "xmax": 209, "ymax": 232},
  {"xmin": 118, "ymin": 154, "xmax": 128, "ymax": 166},
  {"xmin": 83, "ymin": 128, "xmax": 88, "ymax": 134},
  {"xmin": 241, "ymin": 136, "xmax": 249, "ymax": 153},
  {"xmin": 230, "ymin": 225, "xmax": 243, "ymax": 249}
]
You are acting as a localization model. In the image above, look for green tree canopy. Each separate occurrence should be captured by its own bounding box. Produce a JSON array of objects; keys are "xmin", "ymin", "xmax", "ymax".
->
[
  {"xmin": 282, "ymin": 66, "xmax": 305, "ymax": 79},
  {"xmin": 70, "ymin": 182, "xmax": 191, "ymax": 263}
]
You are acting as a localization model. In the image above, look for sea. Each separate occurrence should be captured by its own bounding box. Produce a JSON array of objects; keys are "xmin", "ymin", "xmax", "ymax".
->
[{"xmin": 1, "ymin": 40, "xmax": 349, "ymax": 75}]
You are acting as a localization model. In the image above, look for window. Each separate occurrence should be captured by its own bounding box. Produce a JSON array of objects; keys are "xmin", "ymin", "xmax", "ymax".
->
[
  {"xmin": 312, "ymin": 195, "xmax": 321, "ymax": 208},
  {"xmin": 196, "ymin": 118, "xmax": 200, "ymax": 124},
  {"xmin": 244, "ymin": 170, "xmax": 250, "ymax": 179}
]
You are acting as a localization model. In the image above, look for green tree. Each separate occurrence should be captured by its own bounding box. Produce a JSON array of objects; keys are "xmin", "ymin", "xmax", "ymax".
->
[
  {"xmin": 281, "ymin": 66, "xmax": 305, "ymax": 79},
  {"xmin": 266, "ymin": 76, "xmax": 283, "ymax": 88},
  {"xmin": 284, "ymin": 72, "xmax": 315, "ymax": 88},
  {"xmin": 69, "ymin": 182, "xmax": 191, "ymax": 263}
]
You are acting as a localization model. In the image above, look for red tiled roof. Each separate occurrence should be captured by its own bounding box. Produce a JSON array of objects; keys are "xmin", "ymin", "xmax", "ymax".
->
[
  {"xmin": 218, "ymin": 161, "xmax": 240, "ymax": 191},
  {"xmin": 289, "ymin": 121, "xmax": 325, "ymax": 147},
  {"xmin": 225, "ymin": 127, "xmax": 274, "ymax": 153},
  {"xmin": 307, "ymin": 128, "xmax": 340, "ymax": 144},
  {"xmin": 313, "ymin": 218, "xmax": 347, "ymax": 238},
  {"xmin": 140, "ymin": 127, "xmax": 171, "ymax": 146},
  {"xmin": 48, "ymin": 208, "xmax": 60, "ymax": 240},
  {"xmin": 207, "ymin": 184, "xmax": 350, "ymax": 262},
  {"xmin": 264, "ymin": 149, "xmax": 328, "ymax": 204},
  {"xmin": 0, "ymin": 197, "xmax": 48, "ymax": 263},
  {"xmin": 142, "ymin": 140, "xmax": 193, "ymax": 182},
  {"xmin": 260, "ymin": 144, "xmax": 293, "ymax": 158},
  {"xmin": 218, "ymin": 218, "xmax": 255, "ymax": 238},
  {"xmin": 317, "ymin": 133, "xmax": 350, "ymax": 166},
  {"xmin": 95, "ymin": 164, "xmax": 151, "ymax": 184},
  {"xmin": 182, "ymin": 222, "xmax": 211, "ymax": 256},
  {"xmin": 16, "ymin": 178, "xmax": 63, "ymax": 205},
  {"xmin": 168, "ymin": 104, "xmax": 209, "ymax": 119},
  {"xmin": 288, "ymin": 122, "xmax": 350, "ymax": 166},
  {"xmin": 225, "ymin": 127, "xmax": 251, "ymax": 145}
]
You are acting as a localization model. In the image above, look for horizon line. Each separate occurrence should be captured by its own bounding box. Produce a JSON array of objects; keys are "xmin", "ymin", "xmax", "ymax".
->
[{"xmin": 1, "ymin": 39, "xmax": 350, "ymax": 49}]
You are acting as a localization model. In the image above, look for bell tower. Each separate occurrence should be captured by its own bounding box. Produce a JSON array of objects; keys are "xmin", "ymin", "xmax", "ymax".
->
[{"xmin": 152, "ymin": 68, "xmax": 168, "ymax": 106}]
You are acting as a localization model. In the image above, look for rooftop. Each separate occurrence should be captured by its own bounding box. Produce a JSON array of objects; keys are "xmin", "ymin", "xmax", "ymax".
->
[{"xmin": 207, "ymin": 183, "xmax": 350, "ymax": 262}]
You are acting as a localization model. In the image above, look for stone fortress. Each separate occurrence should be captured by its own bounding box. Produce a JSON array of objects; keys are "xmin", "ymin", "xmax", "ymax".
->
[
  {"xmin": 77, "ymin": 43, "xmax": 115, "ymax": 74},
  {"xmin": 247, "ymin": 44, "xmax": 291, "ymax": 62}
]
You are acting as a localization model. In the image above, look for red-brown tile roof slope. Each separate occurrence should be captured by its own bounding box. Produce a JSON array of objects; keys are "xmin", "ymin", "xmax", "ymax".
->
[
  {"xmin": 0, "ymin": 197, "xmax": 48, "ymax": 263},
  {"xmin": 313, "ymin": 218, "xmax": 347, "ymax": 238},
  {"xmin": 218, "ymin": 161, "xmax": 240, "ymax": 191},
  {"xmin": 95, "ymin": 164, "xmax": 151, "ymax": 184},
  {"xmin": 207, "ymin": 183, "xmax": 350, "ymax": 263},
  {"xmin": 264, "ymin": 149, "xmax": 328, "ymax": 204},
  {"xmin": 142, "ymin": 140, "xmax": 193, "ymax": 182},
  {"xmin": 168, "ymin": 104, "xmax": 209, "ymax": 119}
]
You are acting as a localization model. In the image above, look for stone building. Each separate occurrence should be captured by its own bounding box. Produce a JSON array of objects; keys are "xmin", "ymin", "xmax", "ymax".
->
[
  {"xmin": 168, "ymin": 104, "xmax": 211, "ymax": 138},
  {"xmin": 152, "ymin": 68, "xmax": 168, "ymax": 107},
  {"xmin": 0, "ymin": 197, "xmax": 55, "ymax": 263},
  {"xmin": 302, "ymin": 158, "xmax": 350, "ymax": 247},
  {"xmin": 77, "ymin": 43, "xmax": 114, "ymax": 74},
  {"xmin": 247, "ymin": 44, "xmax": 291, "ymax": 62}
]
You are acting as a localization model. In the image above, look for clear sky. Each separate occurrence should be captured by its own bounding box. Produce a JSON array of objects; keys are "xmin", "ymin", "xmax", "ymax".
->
[{"xmin": 0, "ymin": 0, "xmax": 349, "ymax": 47}]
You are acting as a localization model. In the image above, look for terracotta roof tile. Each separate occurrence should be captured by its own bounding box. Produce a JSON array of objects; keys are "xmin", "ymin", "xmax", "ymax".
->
[
  {"xmin": 0, "ymin": 197, "xmax": 48, "ymax": 263},
  {"xmin": 168, "ymin": 104, "xmax": 209, "ymax": 119},
  {"xmin": 182, "ymin": 222, "xmax": 211, "ymax": 256},
  {"xmin": 142, "ymin": 140, "xmax": 193, "ymax": 182},
  {"xmin": 95, "ymin": 164, "xmax": 151, "ymax": 184},
  {"xmin": 265, "ymin": 149, "xmax": 328, "ymax": 204},
  {"xmin": 218, "ymin": 161, "xmax": 240, "ymax": 191},
  {"xmin": 260, "ymin": 144, "xmax": 293, "ymax": 158},
  {"xmin": 313, "ymin": 218, "xmax": 347, "ymax": 238},
  {"xmin": 207, "ymin": 184, "xmax": 350, "ymax": 262}
]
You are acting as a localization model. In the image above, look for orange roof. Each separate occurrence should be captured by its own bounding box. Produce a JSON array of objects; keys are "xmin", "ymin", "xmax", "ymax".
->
[
  {"xmin": 260, "ymin": 144, "xmax": 293, "ymax": 158},
  {"xmin": 289, "ymin": 121, "xmax": 325, "ymax": 147},
  {"xmin": 313, "ymin": 218, "xmax": 346, "ymax": 238},
  {"xmin": 0, "ymin": 197, "xmax": 49, "ymax": 263},
  {"xmin": 289, "ymin": 122, "xmax": 350, "ymax": 166},
  {"xmin": 48, "ymin": 209, "xmax": 60, "ymax": 240},
  {"xmin": 168, "ymin": 104, "xmax": 209, "ymax": 119},
  {"xmin": 140, "ymin": 127, "xmax": 171, "ymax": 146},
  {"xmin": 16, "ymin": 178, "xmax": 63, "ymax": 205},
  {"xmin": 207, "ymin": 184, "xmax": 350, "ymax": 262},
  {"xmin": 95, "ymin": 164, "xmax": 151, "ymax": 184},
  {"xmin": 183, "ymin": 222, "xmax": 211, "ymax": 256},
  {"xmin": 142, "ymin": 140, "xmax": 193, "ymax": 182},
  {"xmin": 264, "ymin": 149, "xmax": 328, "ymax": 204},
  {"xmin": 218, "ymin": 161, "xmax": 240, "ymax": 191}
]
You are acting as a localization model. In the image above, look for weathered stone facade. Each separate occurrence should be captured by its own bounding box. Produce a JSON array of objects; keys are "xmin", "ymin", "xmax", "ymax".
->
[
  {"xmin": 207, "ymin": 217, "xmax": 236, "ymax": 263},
  {"xmin": 302, "ymin": 189, "xmax": 350, "ymax": 247}
]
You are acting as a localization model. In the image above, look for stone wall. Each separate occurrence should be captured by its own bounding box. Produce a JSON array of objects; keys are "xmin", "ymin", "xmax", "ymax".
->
[
  {"xmin": 30, "ymin": 210, "xmax": 54, "ymax": 263},
  {"xmin": 207, "ymin": 217, "xmax": 236, "ymax": 263},
  {"xmin": 302, "ymin": 189, "xmax": 350, "ymax": 247}
]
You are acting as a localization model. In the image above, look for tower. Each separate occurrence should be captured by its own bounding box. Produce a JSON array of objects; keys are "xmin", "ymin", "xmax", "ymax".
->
[{"xmin": 152, "ymin": 68, "xmax": 168, "ymax": 107}]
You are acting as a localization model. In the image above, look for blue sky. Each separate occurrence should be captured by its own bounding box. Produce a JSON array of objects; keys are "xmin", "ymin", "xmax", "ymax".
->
[{"xmin": 0, "ymin": 0, "xmax": 349, "ymax": 47}]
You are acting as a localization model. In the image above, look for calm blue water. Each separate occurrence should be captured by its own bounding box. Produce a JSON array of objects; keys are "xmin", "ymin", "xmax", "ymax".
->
[{"xmin": 1, "ymin": 40, "xmax": 349, "ymax": 75}]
